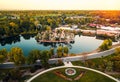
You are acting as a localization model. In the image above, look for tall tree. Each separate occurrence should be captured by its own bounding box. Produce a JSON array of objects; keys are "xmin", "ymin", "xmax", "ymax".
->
[
  {"xmin": 0, "ymin": 48, "xmax": 7, "ymax": 63},
  {"xmin": 115, "ymin": 47, "xmax": 120, "ymax": 54},
  {"xmin": 57, "ymin": 46, "xmax": 63, "ymax": 57},
  {"xmin": 63, "ymin": 46, "xmax": 69, "ymax": 54},
  {"xmin": 99, "ymin": 39, "xmax": 112, "ymax": 51},
  {"xmin": 0, "ymin": 55, "xmax": 5, "ymax": 63},
  {"xmin": 20, "ymin": 20, "xmax": 30, "ymax": 32},
  {"xmin": 8, "ymin": 47, "xmax": 25, "ymax": 66},
  {"xmin": 40, "ymin": 50, "xmax": 50, "ymax": 68},
  {"xmin": 49, "ymin": 48, "xmax": 54, "ymax": 58},
  {"xmin": 27, "ymin": 49, "xmax": 41, "ymax": 64}
]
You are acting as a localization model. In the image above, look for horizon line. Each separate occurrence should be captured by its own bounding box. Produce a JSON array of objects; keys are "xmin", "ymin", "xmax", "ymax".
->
[{"xmin": 0, "ymin": 9, "xmax": 120, "ymax": 11}]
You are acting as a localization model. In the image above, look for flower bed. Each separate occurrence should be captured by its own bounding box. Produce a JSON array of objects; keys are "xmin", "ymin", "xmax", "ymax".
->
[{"xmin": 65, "ymin": 68, "xmax": 76, "ymax": 76}]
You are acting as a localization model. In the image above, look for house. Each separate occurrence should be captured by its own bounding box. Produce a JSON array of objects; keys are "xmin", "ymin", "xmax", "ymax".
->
[{"xmin": 7, "ymin": 15, "xmax": 20, "ymax": 19}]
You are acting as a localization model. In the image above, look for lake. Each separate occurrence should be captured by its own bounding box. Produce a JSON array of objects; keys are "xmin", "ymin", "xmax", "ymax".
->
[{"xmin": 0, "ymin": 35, "xmax": 104, "ymax": 56}]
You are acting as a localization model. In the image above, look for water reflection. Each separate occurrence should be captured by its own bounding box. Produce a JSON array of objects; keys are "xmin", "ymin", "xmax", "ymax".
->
[
  {"xmin": 0, "ymin": 34, "xmax": 36, "ymax": 46},
  {"xmin": 21, "ymin": 34, "xmax": 36, "ymax": 40},
  {"xmin": 0, "ymin": 36, "xmax": 21, "ymax": 46},
  {"xmin": 0, "ymin": 35, "xmax": 105, "ymax": 56},
  {"xmin": 39, "ymin": 42, "xmax": 74, "ymax": 49}
]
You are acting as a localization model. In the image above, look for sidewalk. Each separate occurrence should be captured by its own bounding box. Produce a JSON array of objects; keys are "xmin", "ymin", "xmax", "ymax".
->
[{"xmin": 63, "ymin": 61, "xmax": 73, "ymax": 67}]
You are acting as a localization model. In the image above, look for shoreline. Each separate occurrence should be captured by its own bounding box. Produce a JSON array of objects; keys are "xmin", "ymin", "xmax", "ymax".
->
[
  {"xmin": 70, "ymin": 42, "xmax": 120, "ymax": 57},
  {"xmin": 1, "ymin": 42, "xmax": 120, "ymax": 69}
]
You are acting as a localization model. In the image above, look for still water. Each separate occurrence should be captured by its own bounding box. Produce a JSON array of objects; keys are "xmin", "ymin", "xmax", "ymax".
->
[{"xmin": 0, "ymin": 35, "xmax": 103, "ymax": 56}]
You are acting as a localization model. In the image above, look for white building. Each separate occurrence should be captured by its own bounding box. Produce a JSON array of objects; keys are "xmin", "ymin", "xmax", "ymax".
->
[
  {"xmin": 56, "ymin": 26, "xmax": 73, "ymax": 31},
  {"xmin": 100, "ymin": 26, "xmax": 120, "ymax": 32}
]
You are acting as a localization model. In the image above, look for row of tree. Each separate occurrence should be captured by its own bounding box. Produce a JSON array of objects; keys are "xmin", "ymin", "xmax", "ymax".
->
[
  {"xmin": 0, "ymin": 46, "xmax": 69, "ymax": 66},
  {"xmin": 82, "ymin": 47, "xmax": 120, "ymax": 72},
  {"xmin": 0, "ymin": 47, "xmax": 25, "ymax": 65}
]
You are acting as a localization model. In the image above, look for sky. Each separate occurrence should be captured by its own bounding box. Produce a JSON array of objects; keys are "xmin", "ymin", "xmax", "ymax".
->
[{"xmin": 0, "ymin": 0, "xmax": 120, "ymax": 10}]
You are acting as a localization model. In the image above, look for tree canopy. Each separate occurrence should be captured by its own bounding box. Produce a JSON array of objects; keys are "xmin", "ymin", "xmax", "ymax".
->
[
  {"xmin": 8, "ymin": 47, "xmax": 25, "ymax": 65},
  {"xmin": 99, "ymin": 39, "xmax": 112, "ymax": 51}
]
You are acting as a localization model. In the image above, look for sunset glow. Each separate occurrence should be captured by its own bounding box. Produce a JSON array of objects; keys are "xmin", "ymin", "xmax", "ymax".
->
[{"xmin": 0, "ymin": 0, "xmax": 120, "ymax": 10}]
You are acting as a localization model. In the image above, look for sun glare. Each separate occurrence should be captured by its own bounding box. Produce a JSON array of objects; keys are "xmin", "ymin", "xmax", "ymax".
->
[
  {"xmin": 105, "ymin": 0, "xmax": 117, "ymax": 10},
  {"xmin": 0, "ymin": 0, "xmax": 120, "ymax": 10}
]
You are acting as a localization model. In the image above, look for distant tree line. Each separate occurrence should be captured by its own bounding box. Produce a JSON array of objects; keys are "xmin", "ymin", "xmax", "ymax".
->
[{"xmin": 1, "ymin": 10, "xmax": 120, "ymax": 39}]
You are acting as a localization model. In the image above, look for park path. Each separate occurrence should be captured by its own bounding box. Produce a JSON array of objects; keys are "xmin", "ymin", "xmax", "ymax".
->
[
  {"xmin": 49, "ymin": 45, "xmax": 120, "ymax": 64},
  {"xmin": 62, "ymin": 58, "xmax": 73, "ymax": 66},
  {"xmin": 26, "ymin": 61, "xmax": 120, "ymax": 82},
  {"xmin": 1, "ymin": 45, "xmax": 120, "ymax": 69}
]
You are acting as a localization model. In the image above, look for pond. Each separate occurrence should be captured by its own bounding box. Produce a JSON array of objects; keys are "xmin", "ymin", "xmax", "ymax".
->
[{"xmin": 0, "ymin": 35, "xmax": 104, "ymax": 56}]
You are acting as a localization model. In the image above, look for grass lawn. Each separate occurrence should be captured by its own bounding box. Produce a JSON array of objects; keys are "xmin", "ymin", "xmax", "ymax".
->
[
  {"xmin": 72, "ymin": 53, "xmax": 120, "ymax": 79},
  {"xmin": 31, "ymin": 68, "xmax": 115, "ymax": 82},
  {"xmin": 72, "ymin": 53, "xmax": 118, "ymax": 69}
]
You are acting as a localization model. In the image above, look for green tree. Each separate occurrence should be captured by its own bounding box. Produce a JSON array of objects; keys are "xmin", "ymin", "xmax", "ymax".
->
[
  {"xmin": 85, "ymin": 60, "xmax": 95, "ymax": 68},
  {"xmin": 111, "ymin": 56, "xmax": 120, "ymax": 72},
  {"xmin": 40, "ymin": 50, "xmax": 50, "ymax": 68},
  {"xmin": 107, "ymin": 39, "xmax": 112, "ymax": 46},
  {"xmin": 57, "ymin": 46, "xmax": 63, "ymax": 57},
  {"xmin": 0, "ymin": 48, "xmax": 7, "ymax": 63},
  {"xmin": 34, "ymin": 20, "xmax": 40, "ymax": 27},
  {"xmin": 27, "ymin": 49, "xmax": 41, "ymax": 64},
  {"xmin": 9, "ymin": 68, "xmax": 22, "ymax": 81},
  {"xmin": 8, "ymin": 47, "xmax": 25, "ymax": 66},
  {"xmin": 43, "ymin": 31, "xmax": 50, "ymax": 40},
  {"xmin": 0, "ymin": 27, "xmax": 6, "ymax": 37},
  {"xmin": 46, "ymin": 26, "xmax": 51, "ymax": 31},
  {"xmin": 114, "ymin": 61, "xmax": 120, "ymax": 72},
  {"xmin": 9, "ymin": 22, "xmax": 19, "ymax": 35},
  {"xmin": 63, "ymin": 46, "xmax": 69, "ymax": 57},
  {"xmin": 115, "ymin": 47, "xmax": 120, "ymax": 54},
  {"xmin": 105, "ymin": 61, "xmax": 113, "ymax": 72},
  {"xmin": 34, "ymin": 20, "xmax": 40, "ymax": 31},
  {"xmin": 99, "ymin": 39, "xmax": 112, "ymax": 51},
  {"xmin": 49, "ymin": 48, "xmax": 54, "ymax": 58},
  {"xmin": 0, "ymin": 55, "xmax": 5, "ymax": 63},
  {"xmin": 63, "ymin": 46, "xmax": 69, "ymax": 54},
  {"xmin": 0, "ymin": 48, "xmax": 7, "ymax": 57},
  {"xmin": 47, "ymin": 18, "xmax": 52, "ymax": 26},
  {"xmin": 20, "ymin": 20, "xmax": 30, "ymax": 32}
]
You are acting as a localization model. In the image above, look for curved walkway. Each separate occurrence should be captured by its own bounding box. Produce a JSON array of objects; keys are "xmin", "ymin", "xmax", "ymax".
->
[
  {"xmin": 0, "ymin": 45, "xmax": 120, "ymax": 69},
  {"xmin": 49, "ymin": 46, "xmax": 120, "ymax": 64},
  {"xmin": 26, "ymin": 62, "xmax": 119, "ymax": 82}
]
